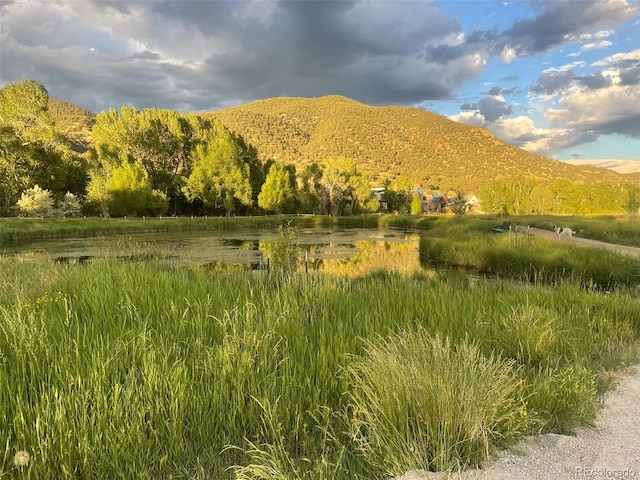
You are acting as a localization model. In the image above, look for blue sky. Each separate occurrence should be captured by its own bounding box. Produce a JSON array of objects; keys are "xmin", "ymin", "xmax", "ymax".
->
[{"xmin": 1, "ymin": 0, "xmax": 639, "ymax": 162}]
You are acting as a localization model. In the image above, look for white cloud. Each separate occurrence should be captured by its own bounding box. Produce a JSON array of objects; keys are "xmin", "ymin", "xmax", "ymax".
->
[
  {"xmin": 593, "ymin": 49, "xmax": 640, "ymax": 67},
  {"xmin": 500, "ymin": 46, "xmax": 517, "ymax": 63},
  {"xmin": 581, "ymin": 40, "xmax": 613, "ymax": 51},
  {"xmin": 546, "ymin": 84, "xmax": 640, "ymax": 137}
]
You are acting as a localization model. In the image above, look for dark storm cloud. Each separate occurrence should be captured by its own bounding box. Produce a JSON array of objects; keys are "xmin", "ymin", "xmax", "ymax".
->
[
  {"xmin": 576, "ymin": 73, "xmax": 612, "ymax": 89},
  {"xmin": 620, "ymin": 67, "xmax": 640, "ymax": 86},
  {"xmin": 497, "ymin": 0, "xmax": 636, "ymax": 57},
  {"xmin": 477, "ymin": 96, "xmax": 513, "ymax": 122},
  {"xmin": 530, "ymin": 70, "xmax": 575, "ymax": 96},
  {"xmin": 0, "ymin": 0, "xmax": 486, "ymax": 112},
  {"xmin": 458, "ymin": 94, "xmax": 513, "ymax": 123}
]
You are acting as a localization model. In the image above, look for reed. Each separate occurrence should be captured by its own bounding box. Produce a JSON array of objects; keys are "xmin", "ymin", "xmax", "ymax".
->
[{"xmin": 1, "ymin": 244, "xmax": 638, "ymax": 478}]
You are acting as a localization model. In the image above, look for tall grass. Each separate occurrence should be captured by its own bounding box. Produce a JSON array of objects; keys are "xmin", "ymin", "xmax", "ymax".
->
[
  {"xmin": 1, "ymin": 248, "xmax": 639, "ymax": 478},
  {"xmin": 419, "ymin": 221, "xmax": 640, "ymax": 289}
]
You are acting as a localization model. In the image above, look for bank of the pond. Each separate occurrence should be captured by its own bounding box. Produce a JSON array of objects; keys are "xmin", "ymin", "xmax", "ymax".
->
[
  {"xmin": 0, "ymin": 215, "xmax": 384, "ymax": 245},
  {"xmin": 2, "ymin": 256, "xmax": 639, "ymax": 478},
  {"xmin": 417, "ymin": 220, "xmax": 640, "ymax": 289}
]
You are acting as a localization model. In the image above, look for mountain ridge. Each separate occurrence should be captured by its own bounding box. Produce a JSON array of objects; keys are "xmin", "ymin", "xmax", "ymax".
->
[
  {"xmin": 206, "ymin": 95, "xmax": 630, "ymax": 192},
  {"xmin": 45, "ymin": 95, "xmax": 636, "ymax": 196}
]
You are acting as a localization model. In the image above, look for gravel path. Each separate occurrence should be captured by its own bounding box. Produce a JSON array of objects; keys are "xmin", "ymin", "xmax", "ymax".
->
[
  {"xmin": 396, "ymin": 230, "xmax": 640, "ymax": 480},
  {"xmin": 527, "ymin": 227, "xmax": 640, "ymax": 258},
  {"xmin": 395, "ymin": 366, "xmax": 640, "ymax": 480}
]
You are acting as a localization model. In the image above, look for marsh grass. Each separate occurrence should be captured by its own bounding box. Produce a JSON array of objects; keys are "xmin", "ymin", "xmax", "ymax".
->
[
  {"xmin": 346, "ymin": 331, "xmax": 529, "ymax": 477},
  {"xmin": 419, "ymin": 222, "xmax": 640, "ymax": 289},
  {"xmin": 1, "ymin": 241, "xmax": 639, "ymax": 478}
]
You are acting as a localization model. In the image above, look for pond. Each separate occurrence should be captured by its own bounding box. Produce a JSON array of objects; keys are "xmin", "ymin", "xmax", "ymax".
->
[{"xmin": 3, "ymin": 228, "xmax": 422, "ymax": 276}]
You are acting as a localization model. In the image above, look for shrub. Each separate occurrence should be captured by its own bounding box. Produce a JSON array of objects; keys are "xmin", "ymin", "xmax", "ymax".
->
[
  {"xmin": 345, "ymin": 331, "xmax": 529, "ymax": 476},
  {"xmin": 57, "ymin": 192, "xmax": 82, "ymax": 217},
  {"xmin": 524, "ymin": 366, "xmax": 598, "ymax": 434},
  {"xmin": 16, "ymin": 184, "xmax": 54, "ymax": 217}
]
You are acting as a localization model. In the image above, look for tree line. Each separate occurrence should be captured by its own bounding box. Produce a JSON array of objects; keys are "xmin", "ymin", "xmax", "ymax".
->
[{"xmin": 1, "ymin": 79, "xmax": 403, "ymax": 218}]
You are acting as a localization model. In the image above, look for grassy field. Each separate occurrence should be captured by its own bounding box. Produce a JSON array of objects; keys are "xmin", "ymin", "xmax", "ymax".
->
[
  {"xmin": 416, "ymin": 217, "xmax": 640, "ymax": 290},
  {"xmin": 2, "ymin": 229, "xmax": 640, "ymax": 478}
]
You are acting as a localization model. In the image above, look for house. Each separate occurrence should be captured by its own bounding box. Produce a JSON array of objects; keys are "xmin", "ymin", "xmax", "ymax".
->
[
  {"xmin": 464, "ymin": 195, "xmax": 481, "ymax": 213},
  {"xmin": 413, "ymin": 189, "xmax": 449, "ymax": 213},
  {"xmin": 371, "ymin": 187, "xmax": 388, "ymax": 211},
  {"xmin": 429, "ymin": 194, "xmax": 449, "ymax": 213}
]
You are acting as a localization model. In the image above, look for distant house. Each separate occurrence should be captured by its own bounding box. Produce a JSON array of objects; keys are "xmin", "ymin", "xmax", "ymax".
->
[
  {"xmin": 429, "ymin": 194, "xmax": 449, "ymax": 212},
  {"xmin": 465, "ymin": 195, "xmax": 481, "ymax": 213},
  {"xmin": 371, "ymin": 187, "xmax": 387, "ymax": 211},
  {"xmin": 414, "ymin": 190, "xmax": 449, "ymax": 213}
]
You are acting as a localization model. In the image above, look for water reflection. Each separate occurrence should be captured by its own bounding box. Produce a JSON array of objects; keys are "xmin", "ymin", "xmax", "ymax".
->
[{"xmin": 5, "ymin": 228, "xmax": 421, "ymax": 277}]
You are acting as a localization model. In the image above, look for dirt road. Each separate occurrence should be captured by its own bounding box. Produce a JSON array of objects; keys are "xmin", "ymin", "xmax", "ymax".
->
[{"xmin": 527, "ymin": 226, "xmax": 640, "ymax": 258}]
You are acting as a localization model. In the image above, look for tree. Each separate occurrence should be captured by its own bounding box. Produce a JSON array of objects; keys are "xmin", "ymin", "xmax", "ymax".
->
[
  {"xmin": 16, "ymin": 185, "xmax": 54, "ymax": 217},
  {"xmin": 106, "ymin": 160, "xmax": 168, "ymax": 217},
  {"xmin": 258, "ymin": 162, "xmax": 297, "ymax": 213},
  {"xmin": 450, "ymin": 190, "xmax": 468, "ymax": 216},
  {"xmin": 57, "ymin": 192, "xmax": 83, "ymax": 217},
  {"xmin": 0, "ymin": 80, "xmax": 71, "ymax": 214},
  {"xmin": 410, "ymin": 193, "xmax": 423, "ymax": 215},
  {"xmin": 182, "ymin": 127, "xmax": 252, "ymax": 216},
  {"xmin": 320, "ymin": 156, "xmax": 372, "ymax": 215},
  {"xmin": 297, "ymin": 162, "xmax": 323, "ymax": 213}
]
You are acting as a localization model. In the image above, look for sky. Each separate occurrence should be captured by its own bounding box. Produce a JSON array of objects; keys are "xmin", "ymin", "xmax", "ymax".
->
[{"xmin": 1, "ymin": 0, "xmax": 639, "ymax": 162}]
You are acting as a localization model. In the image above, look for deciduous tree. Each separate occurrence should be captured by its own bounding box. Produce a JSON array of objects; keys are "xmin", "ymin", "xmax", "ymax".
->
[{"xmin": 258, "ymin": 162, "xmax": 297, "ymax": 213}]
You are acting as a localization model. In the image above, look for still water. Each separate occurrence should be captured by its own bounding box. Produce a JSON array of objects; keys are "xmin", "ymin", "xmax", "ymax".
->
[{"xmin": 5, "ymin": 228, "xmax": 421, "ymax": 276}]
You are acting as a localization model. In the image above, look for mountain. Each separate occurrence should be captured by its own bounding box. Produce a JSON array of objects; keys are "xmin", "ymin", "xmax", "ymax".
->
[
  {"xmin": 47, "ymin": 98, "xmax": 96, "ymax": 153},
  {"xmin": 207, "ymin": 95, "xmax": 631, "ymax": 192},
  {"xmin": 564, "ymin": 159, "xmax": 640, "ymax": 175},
  {"xmin": 44, "ymin": 95, "xmax": 637, "ymax": 196}
]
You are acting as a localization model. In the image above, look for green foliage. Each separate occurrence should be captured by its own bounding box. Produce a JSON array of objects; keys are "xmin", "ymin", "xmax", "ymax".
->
[
  {"xmin": 106, "ymin": 161, "xmax": 168, "ymax": 216},
  {"xmin": 450, "ymin": 190, "xmax": 468, "ymax": 216},
  {"xmin": 0, "ymin": 249, "xmax": 638, "ymax": 478},
  {"xmin": 320, "ymin": 156, "xmax": 372, "ymax": 215},
  {"xmin": 57, "ymin": 192, "xmax": 83, "ymax": 217},
  {"xmin": 0, "ymin": 80, "xmax": 77, "ymax": 214},
  {"xmin": 16, "ymin": 185, "xmax": 54, "ymax": 217},
  {"xmin": 410, "ymin": 193, "xmax": 423, "ymax": 215},
  {"xmin": 258, "ymin": 162, "xmax": 298, "ymax": 213},
  {"xmin": 182, "ymin": 126, "xmax": 253, "ymax": 216},
  {"xmin": 346, "ymin": 331, "xmax": 529, "ymax": 475},
  {"xmin": 524, "ymin": 366, "xmax": 598, "ymax": 434},
  {"xmin": 269, "ymin": 222, "xmax": 299, "ymax": 274}
]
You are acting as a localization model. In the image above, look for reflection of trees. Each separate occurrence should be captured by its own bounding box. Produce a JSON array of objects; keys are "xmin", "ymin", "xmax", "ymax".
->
[{"xmin": 309, "ymin": 240, "xmax": 420, "ymax": 277}]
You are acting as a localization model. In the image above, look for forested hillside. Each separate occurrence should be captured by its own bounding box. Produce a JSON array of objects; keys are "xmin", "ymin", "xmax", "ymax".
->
[
  {"xmin": 2, "ymin": 79, "xmax": 639, "ymax": 217},
  {"xmin": 208, "ymin": 95, "xmax": 621, "ymax": 189}
]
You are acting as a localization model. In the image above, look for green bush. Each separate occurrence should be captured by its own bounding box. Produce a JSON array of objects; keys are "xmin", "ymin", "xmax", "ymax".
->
[
  {"xmin": 524, "ymin": 366, "xmax": 598, "ymax": 434},
  {"xmin": 345, "ymin": 331, "xmax": 530, "ymax": 476},
  {"xmin": 16, "ymin": 185, "xmax": 54, "ymax": 217}
]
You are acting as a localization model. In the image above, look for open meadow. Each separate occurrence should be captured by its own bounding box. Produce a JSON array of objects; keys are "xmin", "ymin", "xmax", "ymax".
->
[{"xmin": 2, "ymin": 215, "xmax": 640, "ymax": 478}]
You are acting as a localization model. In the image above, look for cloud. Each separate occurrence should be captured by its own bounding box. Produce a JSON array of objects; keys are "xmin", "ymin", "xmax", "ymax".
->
[
  {"xmin": 581, "ymin": 40, "xmax": 613, "ymax": 51},
  {"xmin": 530, "ymin": 70, "xmax": 575, "ymax": 96},
  {"xmin": 0, "ymin": 0, "xmax": 485, "ymax": 112},
  {"xmin": 576, "ymin": 73, "xmax": 612, "ymax": 89},
  {"xmin": 546, "ymin": 84, "xmax": 640, "ymax": 137},
  {"xmin": 496, "ymin": 0, "xmax": 636, "ymax": 58}
]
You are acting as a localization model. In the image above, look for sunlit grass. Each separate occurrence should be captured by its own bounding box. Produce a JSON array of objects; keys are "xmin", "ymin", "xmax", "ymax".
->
[{"xmin": 1, "ymin": 240, "xmax": 639, "ymax": 478}]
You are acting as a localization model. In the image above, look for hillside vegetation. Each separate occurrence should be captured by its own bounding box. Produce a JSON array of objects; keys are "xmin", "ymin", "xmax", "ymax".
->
[
  {"xmin": 208, "ymin": 95, "xmax": 629, "ymax": 192},
  {"xmin": 3, "ymin": 80, "xmax": 638, "ymax": 215},
  {"xmin": 47, "ymin": 98, "xmax": 95, "ymax": 152}
]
